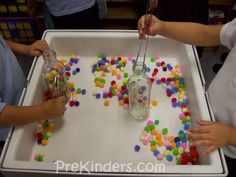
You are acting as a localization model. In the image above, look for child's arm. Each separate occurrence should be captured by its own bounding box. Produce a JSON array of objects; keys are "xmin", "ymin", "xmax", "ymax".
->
[
  {"xmin": 6, "ymin": 40, "xmax": 48, "ymax": 57},
  {"xmin": 138, "ymin": 15, "xmax": 223, "ymax": 46},
  {"xmin": 187, "ymin": 120, "xmax": 236, "ymax": 154},
  {"xmin": 0, "ymin": 96, "xmax": 66, "ymax": 126}
]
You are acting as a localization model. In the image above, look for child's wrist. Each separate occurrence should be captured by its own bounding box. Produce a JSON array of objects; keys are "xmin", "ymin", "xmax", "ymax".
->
[
  {"xmin": 158, "ymin": 21, "xmax": 165, "ymax": 36},
  {"xmin": 227, "ymin": 127, "xmax": 236, "ymax": 146},
  {"xmin": 38, "ymin": 104, "xmax": 49, "ymax": 120},
  {"xmin": 16, "ymin": 43, "xmax": 29, "ymax": 56},
  {"xmin": 22, "ymin": 45, "xmax": 31, "ymax": 56}
]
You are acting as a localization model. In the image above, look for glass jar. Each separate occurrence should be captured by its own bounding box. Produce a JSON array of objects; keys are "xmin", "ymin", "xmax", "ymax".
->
[
  {"xmin": 127, "ymin": 62, "xmax": 152, "ymax": 120},
  {"xmin": 42, "ymin": 49, "xmax": 70, "ymax": 102}
]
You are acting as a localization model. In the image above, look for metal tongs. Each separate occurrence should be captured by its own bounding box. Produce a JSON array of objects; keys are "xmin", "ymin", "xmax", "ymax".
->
[{"xmin": 134, "ymin": 0, "xmax": 158, "ymax": 69}]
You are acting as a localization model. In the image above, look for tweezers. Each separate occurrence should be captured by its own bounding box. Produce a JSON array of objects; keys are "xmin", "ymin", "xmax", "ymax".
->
[{"xmin": 134, "ymin": 0, "xmax": 158, "ymax": 69}]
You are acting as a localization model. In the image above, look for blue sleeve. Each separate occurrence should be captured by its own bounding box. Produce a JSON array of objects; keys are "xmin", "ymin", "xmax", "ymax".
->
[
  {"xmin": 0, "ymin": 102, "xmax": 7, "ymax": 112},
  {"xmin": 0, "ymin": 102, "xmax": 11, "ymax": 141}
]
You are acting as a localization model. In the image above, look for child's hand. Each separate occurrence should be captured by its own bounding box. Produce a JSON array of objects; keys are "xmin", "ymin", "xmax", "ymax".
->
[
  {"xmin": 187, "ymin": 120, "xmax": 233, "ymax": 155},
  {"xmin": 42, "ymin": 96, "xmax": 67, "ymax": 119},
  {"xmin": 138, "ymin": 14, "xmax": 162, "ymax": 39},
  {"xmin": 27, "ymin": 40, "xmax": 49, "ymax": 57}
]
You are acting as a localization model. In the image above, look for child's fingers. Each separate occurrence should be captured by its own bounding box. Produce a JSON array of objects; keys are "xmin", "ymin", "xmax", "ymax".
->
[
  {"xmin": 189, "ymin": 139, "xmax": 211, "ymax": 147},
  {"xmin": 139, "ymin": 30, "xmax": 146, "ymax": 40},
  {"xmin": 188, "ymin": 126, "xmax": 209, "ymax": 133},
  {"xmin": 40, "ymin": 40, "xmax": 49, "ymax": 48},
  {"xmin": 35, "ymin": 40, "xmax": 48, "ymax": 50},
  {"xmin": 203, "ymin": 145, "xmax": 217, "ymax": 155},
  {"xmin": 187, "ymin": 133, "xmax": 210, "ymax": 141},
  {"xmin": 57, "ymin": 96, "xmax": 66, "ymax": 103},
  {"xmin": 145, "ymin": 14, "xmax": 153, "ymax": 26},
  {"xmin": 138, "ymin": 17, "xmax": 146, "ymax": 33},
  {"xmin": 31, "ymin": 40, "xmax": 49, "ymax": 56},
  {"xmin": 197, "ymin": 119, "xmax": 213, "ymax": 126},
  {"xmin": 40, "ymin": 43, "xmax": 49, "ymax": 52}
]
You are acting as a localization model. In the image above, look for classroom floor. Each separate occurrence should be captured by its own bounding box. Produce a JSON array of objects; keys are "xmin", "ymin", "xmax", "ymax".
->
[{"xmin": 200, "ymin": 46, "xmax": 229, "ymax": 89}]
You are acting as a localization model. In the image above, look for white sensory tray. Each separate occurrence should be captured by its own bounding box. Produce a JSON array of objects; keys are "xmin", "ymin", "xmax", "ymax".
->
[{"xmin": 0, "ymin": 30, "xmax": 227, "ymax": 177}]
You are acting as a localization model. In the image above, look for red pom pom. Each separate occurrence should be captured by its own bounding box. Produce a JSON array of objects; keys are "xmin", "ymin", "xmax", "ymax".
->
[{"xmin": 69, "ymin": 100, "xmax": 75, "ymax": 107}]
